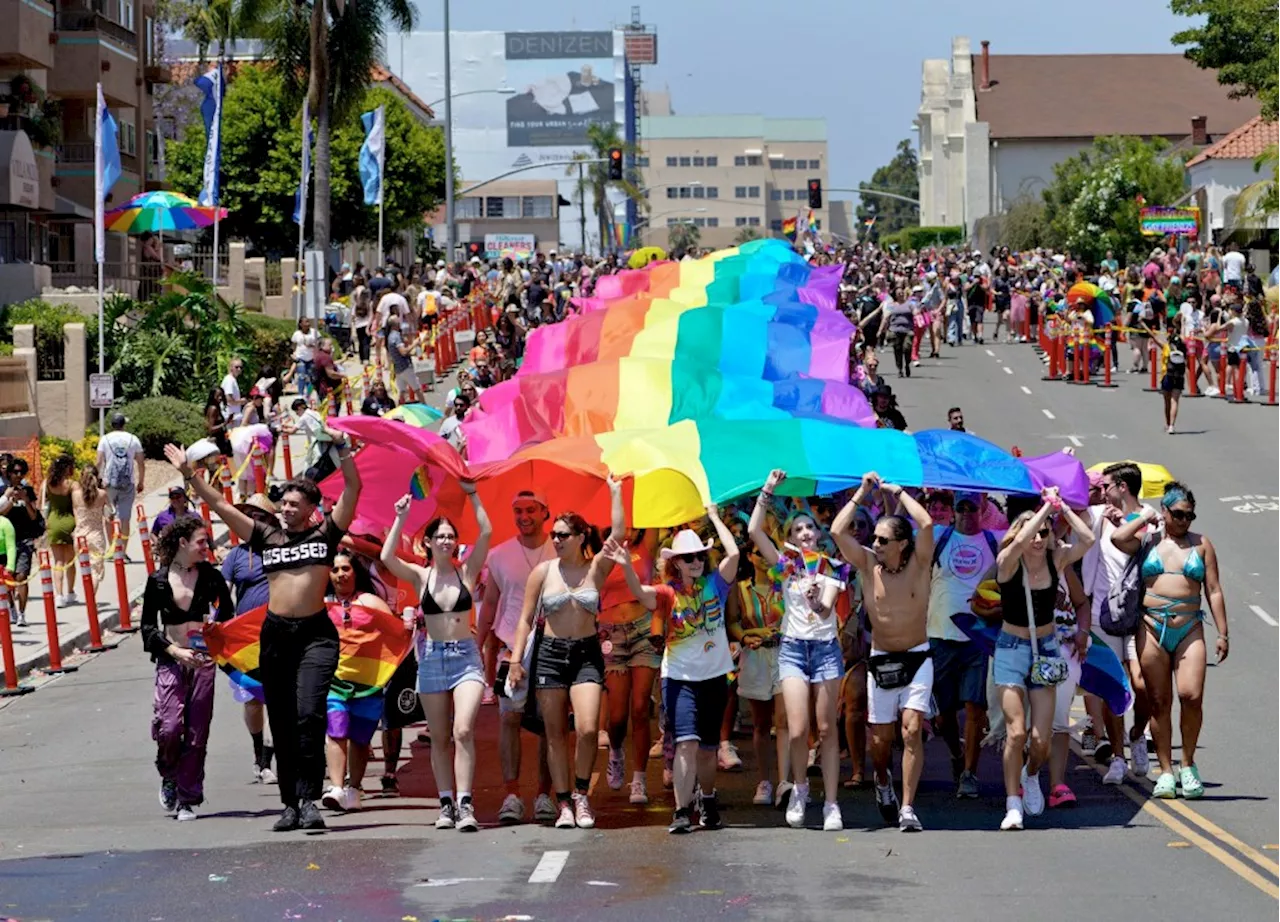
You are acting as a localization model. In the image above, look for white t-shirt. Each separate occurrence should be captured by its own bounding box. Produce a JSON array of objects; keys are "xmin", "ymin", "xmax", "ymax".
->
[
  {"xmin": 487, "ymin": 537, "xmax": 556, "ymax": 647},
  {"xmin": 221, "ymin": 373, "xmax": 242, "ymax": 424},
  {"xmin": 1178, "ymin": 305, "xmax": 1206, "ymax": 340},
  {"xmin": 1222, "ymin": 251, "xmax": 1246, "ymax": 283},
  {"xmin": 1224, "ymin": 314, "xmax": 1250, "ymax": 351},
  {"xmin": 379, "ymin": 292, "xmax": 409, "ymax": 327},
  {"xmin": 1084, "ymin": 504, "xmax": 1158, "ymax": 618},
  {"xmin": 291, "ymin": 329, "xmax": 318, "ymax": 362},
  {"xmin": 98, "ymin": 430, "xmax": 143, "ymax": 489},
  {"xmin": 927, "ymin": 525, "xmax": 1004, "ymax": 641}
]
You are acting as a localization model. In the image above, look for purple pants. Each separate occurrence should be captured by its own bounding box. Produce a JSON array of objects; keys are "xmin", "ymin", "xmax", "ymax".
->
[{"xmin": 152, "ymin": 660, "xmax": 216, "ymax": 806}]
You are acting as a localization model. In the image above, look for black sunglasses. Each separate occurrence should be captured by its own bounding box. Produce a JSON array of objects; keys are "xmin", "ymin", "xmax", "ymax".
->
[
  {"xmin": 1035, "ymin": 527, "xmax": 1051, "ymax": 538},
  {"xmin": 871, "ymin": 535, "xmax": 897, "ymax": 546},
  {"xmin": 549, "ymin": 530, "xmax": 575, "ymax": 540},
  {"xmin": 1167, "ymin": 510, "xmax": 1196, "ymax": 523},
  {"xmin": 677, "ymin": 552, "xmax": 708, "ymax": 563}
]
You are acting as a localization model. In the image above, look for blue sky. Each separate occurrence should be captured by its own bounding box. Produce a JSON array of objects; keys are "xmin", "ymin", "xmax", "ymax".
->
[{"xmin": 401, "ymin": 0, "xmax": 1197, "ymax": 201}]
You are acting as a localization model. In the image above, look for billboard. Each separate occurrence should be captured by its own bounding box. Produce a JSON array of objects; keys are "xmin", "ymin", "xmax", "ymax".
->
[
  {"xmin": 504, "ymin": 32, "xmax": 616, "ymax": 148},
  {"xmin": 1140, "ymin": 206, "xmax": 1199, "ymax": 237},
  {"xmin": 484, "ymin": 232, "xmax": 536, "ymax": 260}
]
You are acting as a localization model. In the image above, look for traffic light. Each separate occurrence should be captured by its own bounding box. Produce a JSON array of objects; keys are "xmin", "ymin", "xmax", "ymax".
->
[
  {"xmin": 608, "ymin": 148, "xmax": 623, "ymax": 180},
  {"xmin": 807, "ymin": 178, "xmax": 822, "ymax": 209}
]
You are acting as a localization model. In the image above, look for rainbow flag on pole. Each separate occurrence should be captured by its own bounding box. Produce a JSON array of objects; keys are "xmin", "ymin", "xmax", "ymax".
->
[
  {"xmin": 807, "ymin": 209, "xmax": 818, "ymax": 235},
  {"xmin": 781, "ymin": 216, "xmax": 797, "ymax": 241}
]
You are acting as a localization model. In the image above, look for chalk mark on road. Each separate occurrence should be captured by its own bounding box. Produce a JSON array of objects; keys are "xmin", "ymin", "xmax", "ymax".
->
[{"xmin": 529, "ymin": 850, "xmax": 571, "ymax": 883}]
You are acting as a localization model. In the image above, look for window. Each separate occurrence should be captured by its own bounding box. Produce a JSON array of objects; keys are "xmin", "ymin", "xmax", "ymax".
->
[
  {"xmin": 748, "ymin": 217, "xmax": 761, "ymax": 227},
  {"xmin": 809, "ymin": 159, "xmax": 821, "ymax": 169},
  {"xmin": 144, "ymin": 16, "xmax": 155, "ymax": 64},
  {"xmin": 117, "ymin": 114, "xmax": 136, "ymax": 155},
  {"xmin": 748, "ymin": 185, "xmax": 760, "ymax": 198},
  {"xmin": 770, "ymin": 219, "xmax": 782, "ymax": 231},
  {"xmin": 707, "ymin": 217, "xmax": 719, "ymax": 227},
  {"xmin": 735, "ymin": 217, "xmax": 747, "ymax": 227},
  {"xmin": 667, "ymin": 187, "xmax": 678, "ymax": 199},
  {"xmin": 667, "ymin": 218, "xmax": 679, "ymax": 227},
  {"xmin": 770, "ymin": 189, "xmax": 782, "ymax": 201},
  {"xmin": 678, "ymin": 186, "xmax": 691, "ymax": 199},
  {"xmin": 706, "ymin": 187, "xmax": 718, "ymax": 199},
  {"xmin": 693, "ymin": 217, "xmax": 705, "ymax": 227},
  {"xmin": 693, "ymin": 156, "xmax": 705, "ymax": 167},
  {"xmin": 110, "ymin": 0, "xmax": 135, "ymax": 31},
  {"xmin": 637, "ymin": 156, "xmax": 650, "ymax": 167},
  {"xmin": 747, "ymin": 155, "xmax": 762, "ymax": 166},
  {"xmin": 693, "ymin": 186, "xmax": 705, "ymax": 198},
  {"xmin": 734, "ymin": 186, "xmax": 747, "ymax": 198},
  {"xmin": 666, "ymin": 156, "xmax": 677, "ymax": 167},
  {"xmin": 679, "ymin": 156, "xmax": 691, "ymax": 167},
  {"xmin": 484, "ymin": 196, "xmax": 518, "ymax": 218},
  {"xmin": 784, "ymin": 189, "xmax": 795, "ymax": 201},
  {"xmin": 734, "ymin": 155, "xmax": 746, "ymax": 167},
  {"xmin": 522, "ymin": 196, "xmax": 553, "ymax": 218},
  {"xmin": 814, "ymin": 219, "xmax": 822, "ymax": 229},
  {"xmin": 781, "ymin": 159, "xmax": 794, "ymax": 170},
  {"xmin": 456, "ymin": 197, "xmax": 482, "ymax": 219},
  {"xmin": 706, "ymin": 156, "xmax": 718, "ymax": 167}
]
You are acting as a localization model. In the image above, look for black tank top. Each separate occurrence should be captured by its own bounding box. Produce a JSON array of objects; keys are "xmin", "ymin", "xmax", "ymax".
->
[
  {"xmin": 420, "ymin": 567, "xmax": 472, "ymax": 615},
  {"xmin": 998, "ymin": 557, "xmax": 1058, "ymax": 629}
]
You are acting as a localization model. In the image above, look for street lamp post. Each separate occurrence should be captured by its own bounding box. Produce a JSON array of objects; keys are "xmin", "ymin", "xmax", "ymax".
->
[
  {"xmin": 425, "ymin": 87, "xmax": 515, "ymax": 110},
  {"xmin": 442, "ymin": 0, "xmax": 455, "ymax": 262}
]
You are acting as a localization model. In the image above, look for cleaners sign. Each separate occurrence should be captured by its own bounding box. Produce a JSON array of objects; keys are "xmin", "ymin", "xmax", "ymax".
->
[{"xmin": 485, "ymin": 233, "xmax": 536, "ymax": 260}]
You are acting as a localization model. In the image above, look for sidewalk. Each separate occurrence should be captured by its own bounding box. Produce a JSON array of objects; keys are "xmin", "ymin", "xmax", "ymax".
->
[{"xmin": 1, "ymin": 355, "xmax": 468, "ymax": 688}]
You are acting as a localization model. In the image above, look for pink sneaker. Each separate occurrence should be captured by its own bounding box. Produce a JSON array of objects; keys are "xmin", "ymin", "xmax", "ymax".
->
[{"xmin": 1048, "ymin": 784, "xmax": 1076, "ymax": 808}]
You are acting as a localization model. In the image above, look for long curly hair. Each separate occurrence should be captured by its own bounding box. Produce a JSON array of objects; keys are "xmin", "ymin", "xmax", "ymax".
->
[
  {"xmin": 155, "ymin": 516, "xmax": 205, "ymax": 567},
  {"xmin": 78, "ymin": 464, "xmax": 101, "ymax": 506}
]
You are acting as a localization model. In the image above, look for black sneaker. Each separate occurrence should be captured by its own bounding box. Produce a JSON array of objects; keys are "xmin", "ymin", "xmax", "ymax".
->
[
  {"xmin": 875, "ymin": 778, "xmax": 899, "ymax": 826},
  {"xmin": 1094, "ymin": 741, "xmax": 1114, "ymax": 764},
  {"xmin": 698, "ymin": 795, "xmax": 723, "ymax": 830},
  {"xmin": 381, "ymin": 773, "xmax": 399, "ymax": 794},
  {"xmin": 668, "ymin": 808, "xmax": 693, "ymax": 834},
  {"xmin": 158, "ymin": 779, "xmax": 178, "ymax": 814},
  {"xmin": 272, "ymin": 806, "xmax": 300, "ymax": 832},
  {"xmin": 299, "ymin": 801, "xmax": 327, "ymax": 830}
]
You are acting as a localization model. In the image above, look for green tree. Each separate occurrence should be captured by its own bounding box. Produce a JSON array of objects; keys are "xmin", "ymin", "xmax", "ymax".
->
[
  {"xmin": 566, "ymin": 122, "xmax": 647, "ymax": 253},
  {"xmin": 667, "ymin": 221, "xmax": 700, "ymax": 253},
  {"xmin": 1232, "ymin": 143, "xmax": 1279, "ymax": 225},
  {"xmin": 733, "ymin": 226, "xmax": 762, "ymax": 245},
  {"xmin": 167, "ymin": 66, "xmax": 445, "ymax": 254},
  {"xmin": 855, "ymin": 139, "xmax": 920, "ymax": 235},
  {"xmin": 262, "ymin": 0, "xmax": 415, "ymax": 259},
  {"xmin": 1041, "ymin": 136, "xmax": 1188, "ymax": 266},
  {"xmin": 999, "ymin": 196, "xmax": 1048, "ymax": 252},
  {"xmin": 171, "ymin": 0, "xmax": 269, "ymax": 62},
  {"xmin": 1171, "ymin": 0, "xmax": 1278, "ymax": 119}
]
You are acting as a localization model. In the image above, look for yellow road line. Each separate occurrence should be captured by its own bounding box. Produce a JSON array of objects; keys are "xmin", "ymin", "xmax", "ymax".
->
[{"xmin": 1135, "ymin": 778, "xmax": 1280, "ymax": 876}]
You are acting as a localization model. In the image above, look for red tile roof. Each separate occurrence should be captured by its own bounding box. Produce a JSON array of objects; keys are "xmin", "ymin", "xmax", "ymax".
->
[
  {"xmin": 369, "ymin": 65, "xmax": 435, "ymax": 120},
  {"xmin": 972, "ymin": 53, "xmax": 1260, "ymax": 141},
  {"xmin": 1186, "ymin": 116, "xmax": 1277, "ymax": 166}
]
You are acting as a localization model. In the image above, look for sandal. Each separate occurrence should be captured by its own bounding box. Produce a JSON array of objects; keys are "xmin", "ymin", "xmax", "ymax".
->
[
  {"xmin": 1152, "ymin": 772, "xmax": 1177, "ymax": 799},
  {"xmin": 842, "ymin": 776, "xmax": 868, "ymax": 790},
  {"xmin": 1048, "ymin": 784, "xmax": 1076, "ymax": 808},
  {"xmin": 1179, "ymin": 764, "xmax": 1204, "ymax": 799}
]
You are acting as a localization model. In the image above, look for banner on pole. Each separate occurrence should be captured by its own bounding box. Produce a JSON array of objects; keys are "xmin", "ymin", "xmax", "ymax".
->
[
  {"xmin": 93, "ymin": 84, "xmax": 121, "ymax": 264},
  {"xmin": 360, "ymin": 106, "xmax": 386, "ymax": 207},
  {"xmin": 1139, "ymin": 206, "xmax": 1199, "ymax": 237},
  {"xmin": 293, "ymin": 99, "xmax": 313, "ymax": 225},
  {"xmin": 194, "ymin": 64, "xmax": 225, "ymax": 207}
]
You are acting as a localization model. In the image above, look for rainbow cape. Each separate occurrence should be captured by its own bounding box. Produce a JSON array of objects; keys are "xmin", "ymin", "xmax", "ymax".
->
[{"xmin": 204, "ymin": 602, "xmax": 413, "ymax": 702}]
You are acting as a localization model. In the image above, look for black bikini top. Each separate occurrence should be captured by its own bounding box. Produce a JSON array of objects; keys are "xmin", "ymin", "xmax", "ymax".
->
[{"xmin": 420, "ymin": 567, "xmax": 473, "ymax": 615}]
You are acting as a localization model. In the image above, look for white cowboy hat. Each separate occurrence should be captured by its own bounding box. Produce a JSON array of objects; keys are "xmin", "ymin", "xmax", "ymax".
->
[{"xmin": 660, "ymin": 529, "xmax": 715, "ymax": 559}]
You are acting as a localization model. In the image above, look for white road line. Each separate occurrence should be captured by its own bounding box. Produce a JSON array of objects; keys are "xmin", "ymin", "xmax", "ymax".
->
[
  {"xmin": 529, "ymin": 850, "xmax": 571, "ymax": 884},
  {"xmin": 1042, "ymin": 409, "xmax": 1056, "ymax": 420},
  {"xmin": 1003, "ymin": 366, "xmax": 1014, "ymax": 375},
  {"xmin": 985, "ymin": 349, "xmax": 995, "ymax": 357},
  {"xmin": 1020, "ymin": 386, "xmax": 1033, "ymax": 395},
  {"xmin": 1249, "ymin": 605, "xmax": 1278, "ymax": 627}
]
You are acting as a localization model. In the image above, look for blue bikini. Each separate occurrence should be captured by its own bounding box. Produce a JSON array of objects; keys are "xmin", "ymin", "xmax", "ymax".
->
[{"xmin": 1141, "ymin": 543, "xmax": 1206, "ymax": 654}]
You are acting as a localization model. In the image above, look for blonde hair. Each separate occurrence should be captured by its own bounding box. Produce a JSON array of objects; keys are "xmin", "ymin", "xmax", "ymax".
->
[
  {"xmin": 79, "ymin": 464, "xmax": 102, "ymax": 506},
  {"xmin": 1000, "ymin": 510, "xmax": 1056, "ymax": 554}
]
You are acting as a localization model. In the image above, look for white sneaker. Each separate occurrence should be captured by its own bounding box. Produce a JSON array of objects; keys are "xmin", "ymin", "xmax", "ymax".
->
[
  {"xmin": 1130, "ymin": 737, "xmax": 1150, "ymax": 776},
  {"xmin": 342, "ymin": 785, "xmax": 362, "ymax": 812},
  {"xmin": 1000, "ymin": 806, "xmax": 1024, "ymax": 831},
  {"xmin": 606, "ymin": 749, "xmax": 625, "ymax": 790},
  {"xmin": 898, "ymin": 805, "xmax": 923, "ymax": 832},
  {"xmin": 1021, "ymin": 765, "xmax": 1045, "ymax": 816},
  {"xmin": 1102, "ymin": 756, "xmax": 1126, "ymax": 785},
  {"xmin": 822, "ymin": 800, "xmax": 843, "ymax": 831},
  {"xmin": 785, "ymin": 782, "xmax": 809, "ymax": 828},
  {"xmin": 554, "ymin": 802, "xmax": 576, "ymax": 829},
  {"xmin": 321, "ymin": 785, "xmax": 345, "ymax": 811},
  {"xmin": 718, "ymin": 741, "xmax": 743, "ymax": 771},
  {"xmin": 533, "ymin": 793, "xmax": 556, "ymax": 823},
  {"xmin": 258, "ymin": 766, "xmax": 278, "ymax": 785},
  {"xmin": 629, "ymin": 777, "xmax": 649, "ymax": 805},
  {"xmin": 497, "ymin": 793, "xmax": 525, "ymax": 825},
  {"xmin": 775, "ymin": 780, "xmax": 794, "ymax": 811},
  {"xmin": 753, "ymin": 780, "xmax": 773, "ymax": 806},
  {"xmin": 572, "ymin": 792, "xmax": 595, "ymax": 829},
  {"xmin": 175, "ymin": 804, "xmax": 198, "ymax": 822}
]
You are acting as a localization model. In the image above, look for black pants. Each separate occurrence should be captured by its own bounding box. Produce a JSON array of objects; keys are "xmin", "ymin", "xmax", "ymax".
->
[
  {"xmin": 892, "ymin": 331, "xmax": 911, "ymax": 373},
  {"xmin": 356, "ymin": 326, "xmax": 371, "ymax": 364},
  {"xmin": 260, "ymin": 610, "xmax": 339, "ymax": 808}
]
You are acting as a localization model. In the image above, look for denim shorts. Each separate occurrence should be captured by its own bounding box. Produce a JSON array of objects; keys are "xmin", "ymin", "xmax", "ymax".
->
[
  {"xmin": 929, "ymin": 638, "xmax": 988, "ymax": 712},
  {"xmin": 534, "ymin": 635, "xmax": 605, "ymax": 690},
  {"xmin": 602, "ymin": 613, "xmax": 662, "ymax": 673},
  {"xmin": 662, "ymin": 675, "xmax": 728, "ymax": 749},
  {"xmin": 778, "ymin": 636, "xmax": 843, "ymax": 684},
  {"xmin": 992, "ymin": 631, "xmax": 1062, "ymax": 689},
  {"xmin": 416, "ymin": 637, "xmax": 485, "ymax": 695}
]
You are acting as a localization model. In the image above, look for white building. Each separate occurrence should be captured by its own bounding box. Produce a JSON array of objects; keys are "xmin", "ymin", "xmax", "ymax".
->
[
  {"xmin": 916, "ymin": 37, "xmax": 1260, "ymax": 237},
  {"xmin": 1186, "ymin": 116, "xmax": 1279, "ymax": 239}
]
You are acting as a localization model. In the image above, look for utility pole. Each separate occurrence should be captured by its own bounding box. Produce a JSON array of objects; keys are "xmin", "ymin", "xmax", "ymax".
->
[{"xmin": 577, "ymin": 160, "xmax": 588, "ymax": 255}]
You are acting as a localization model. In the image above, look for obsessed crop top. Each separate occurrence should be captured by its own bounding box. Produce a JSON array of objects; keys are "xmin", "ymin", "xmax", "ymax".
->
[{"xmin": 250, "ymin": 516, "xmax": 346, "ymax": 574}]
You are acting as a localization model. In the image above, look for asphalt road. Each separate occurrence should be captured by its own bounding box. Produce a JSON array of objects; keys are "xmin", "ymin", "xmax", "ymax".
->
[{"xmin": 0, "ymin": 337, "xmax": 1275, "ymax": 922}]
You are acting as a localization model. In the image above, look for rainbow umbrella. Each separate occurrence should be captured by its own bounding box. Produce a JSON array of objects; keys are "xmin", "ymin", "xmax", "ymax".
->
[
  {"xmin": 1066, "ymin": 280, "xmax": 1115, "ymax": 325},
  {"xmin": 103, "ymin": 190, "xmax": 227, "ymax": 233},
  {"xmin": 386, "ymin": 402, "xmax": 444, "ymax": 428}
]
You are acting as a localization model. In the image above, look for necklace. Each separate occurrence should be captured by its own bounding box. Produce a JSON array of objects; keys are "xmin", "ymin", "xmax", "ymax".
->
[
  {"xmin": 879, "ymin": 558, "xmax": 908, "ymax": 576},
  {"xmin": 518, "ymin": 538, "xmax": 547, "ymax": 572}
]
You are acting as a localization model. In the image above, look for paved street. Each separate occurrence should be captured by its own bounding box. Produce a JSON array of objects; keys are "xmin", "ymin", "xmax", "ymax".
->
[{"xmin": 0, "ymin": 340, "xmax": 1275, "ymax": 922}]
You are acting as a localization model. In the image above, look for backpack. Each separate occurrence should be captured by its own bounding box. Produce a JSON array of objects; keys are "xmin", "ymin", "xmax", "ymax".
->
[
  {"xmin": 932, "ymin": 525, "xmax": 999, "ymax": 569},
  {"xmin": 102, "ymin": 433, "xmax": 135, "ymax": 490},
  {"xmin": 1100, "ymin": 535, "xmax": 1155, "ymax": 637}
]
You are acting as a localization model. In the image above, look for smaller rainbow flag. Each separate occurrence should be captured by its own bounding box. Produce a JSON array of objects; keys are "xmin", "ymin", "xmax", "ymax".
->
[
  {"xmin": 781, "ymin": 217, "xmax": 797, "ymax": 241},
  {"xmin": 409, "ymin": 464, "xmax": 432, "ymax": 500},
  {"xmin": 863, "ymin": 216, "xmax": 877, "ymax": 229},
  {"xmin": 807, "ymin": 209, "xmax": 818, "ymax": 235}
]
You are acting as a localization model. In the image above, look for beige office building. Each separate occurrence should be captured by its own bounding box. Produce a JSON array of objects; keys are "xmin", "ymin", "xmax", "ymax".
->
[{"xmin": 636, "ymin": 115, "xmax": 828, "ymax": 250}]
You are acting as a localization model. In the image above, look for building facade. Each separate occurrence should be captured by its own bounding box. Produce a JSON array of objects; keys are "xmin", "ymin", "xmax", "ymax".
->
[{"xmin": 636, "ymin": 115, "xmax": 828, "ymax": 250}]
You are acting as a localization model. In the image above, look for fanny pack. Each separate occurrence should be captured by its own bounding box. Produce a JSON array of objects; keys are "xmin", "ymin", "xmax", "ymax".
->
[{"xmin": 868, "ymin": 649, "xmax": 931, "ymax": 690}]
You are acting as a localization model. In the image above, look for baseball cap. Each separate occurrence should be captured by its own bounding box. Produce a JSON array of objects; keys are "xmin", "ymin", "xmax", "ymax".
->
[
  {"xmin": 110, "ymin": 411, "xmax": 127, "ymax": 428},
  {"xmin": 167, "ymin": 485, "xmax": 189, "ymax": 498},
  {"xmin": 955, "ymin": 491, "xmax": 982, "ymax": 507},
  {"xmin": 512, "ymin": 490, "xmax": 548, "ymax": 509}
]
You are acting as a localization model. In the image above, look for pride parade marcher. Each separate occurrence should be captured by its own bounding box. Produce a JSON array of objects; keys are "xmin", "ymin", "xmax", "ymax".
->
[
  {"xmin": 165, "ymin": 432, "xmax": 361, "ymax": 833},
  {"xmin": 379, "ymin": 483, "xmax": 493, "ymax": 831}
]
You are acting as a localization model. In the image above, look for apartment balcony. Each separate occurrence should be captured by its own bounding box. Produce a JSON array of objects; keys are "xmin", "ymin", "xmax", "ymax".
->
[
  {"xmin": 0, "ymin": 0, "xmax": 56, "ymax": 70},
  {"xmin": 50, "ymin": 9, "xmax": 138, "ymax": 108}
]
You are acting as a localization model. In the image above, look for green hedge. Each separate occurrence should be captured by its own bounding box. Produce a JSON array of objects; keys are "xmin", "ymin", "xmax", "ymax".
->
[
  {"xmin": 891, "ymin": 225, "xmax": 965, "ymax": 252},
  {"xmin": 0, "ymin": 299, "xmax": 98, "ymax": 367},
  {"xmin": 111, "ymin": 396, "xmax": 209, "ymax": 460},
  {"xmin": 243, "ymin": 313, "xmax": 297, "ymax": 382}
]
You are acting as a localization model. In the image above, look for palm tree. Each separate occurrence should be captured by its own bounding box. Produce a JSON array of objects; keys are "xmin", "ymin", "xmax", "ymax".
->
[
  {"xmin": 566, "ymin": 122, "xmax": 647, "ymax": 254},
  {"xmin": 264, "ymin": 0, "xmax": 414, "ymax": 261},
  {"xmin": 733, "ymin": 226, "xmax": 762, "ymax": 245},
  {"xmin": 176, "ymin": 0, "xmax": 269, "ymax": 62},
  {"xmin": 1232, "ymin": 142, "xmax": 1278, "ymax": 227},
  {"xmin": 668, "ymin": 220, "xmax": 699, "ymax": 253}
]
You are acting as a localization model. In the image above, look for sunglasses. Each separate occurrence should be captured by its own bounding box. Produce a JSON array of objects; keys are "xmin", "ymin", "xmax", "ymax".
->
[
  {"xmin": 956, "ymin": 503, "xmax": 978, "ymax": 513},
  {"xmin": 434, "ymin": 533, "xmax": 458, "ymax": 542},
  {"xmin": 549, "ymin": 530, "xmax": 575, "ymax": 541},
  {"xmin": 677, "ymin": 552, "xmax": 708, "ymax": 563},
  {"xmin": 1167, "ymin": 509, "xmax": 1196, "ymax": 523},
  {"xmin": 1035, "ymin": 527, "xmax": 1051, "ymax": 538},
  {"xmin": 871, "ymin": 535, "xmax": 897, "ymax": 546}
]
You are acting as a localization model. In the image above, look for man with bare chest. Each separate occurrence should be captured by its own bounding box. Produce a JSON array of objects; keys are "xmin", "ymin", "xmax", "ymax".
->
[{"xmin": 832, "ymin": 473, "xmax": 935, "ymax": 832}]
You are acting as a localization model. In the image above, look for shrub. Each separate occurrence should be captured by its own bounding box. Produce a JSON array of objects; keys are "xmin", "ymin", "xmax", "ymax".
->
[
  {"xmin": 0, "ymin": 299, "xmax": 98, "ymax": 368},
  {"xmin": 243, "ymin": 313, "xmax": 298, "ymax": 382},
  {"xmin": 882, "ymin": 226, "xmax": 965, "ymax": 252},
  {"xmin": 110, "ymin": 396, "xmax": 208, "ymax": 459},
  {"xmin": 39, "ymin": 433, "xmax": 98, "ymax": 478}
]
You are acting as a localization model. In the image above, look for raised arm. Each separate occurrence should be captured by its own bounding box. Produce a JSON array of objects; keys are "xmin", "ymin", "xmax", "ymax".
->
[
  {"xmin": 164, "ymin": 443, "xmax": 256, "ymax": 542},
  {"xmin": 1111, "ymin": 504, "xmax": 1158, "ymax": 556},
  {"xmin": 1053, "ymin": 501, "xmax": 1096, "ymax": 568},
  {"xmin": 380, "ymin": 494, "xmax": 428, "ymax": 595},
  {"xmin": 460, "ymin": 481, "xmax": 492, "ymax": 586},
  {"xmin": 830, "ymin": 473, "xmax": 878, "ymax": 574},
  {"xmin": 996, "ymin": 494, "xmax": 1055, "ymax": 580},
  {"xmin": 330, "ymin": 438, "xmax": 361, "ymax": 531},
  {"xmin": 747, "ymin": 468, "xmax": 787, "ymax": 567},
  {"xmin": 884, "ymin": 480, "xmax": 934, "ymax": 565},
  {"xmin": 600, "ymin": 537, "xmax": 658, "ymax": 610},
  {"xmin": 506, "ymin": 562, "xmax": 549, "ymax": 688},
  {"xmin": 586, "ymin": 475, "xmax": 625, "ymax": 586},
  {"xmin": 707, "ymin": 504, "xmax": 740, "ymax": 584}
]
